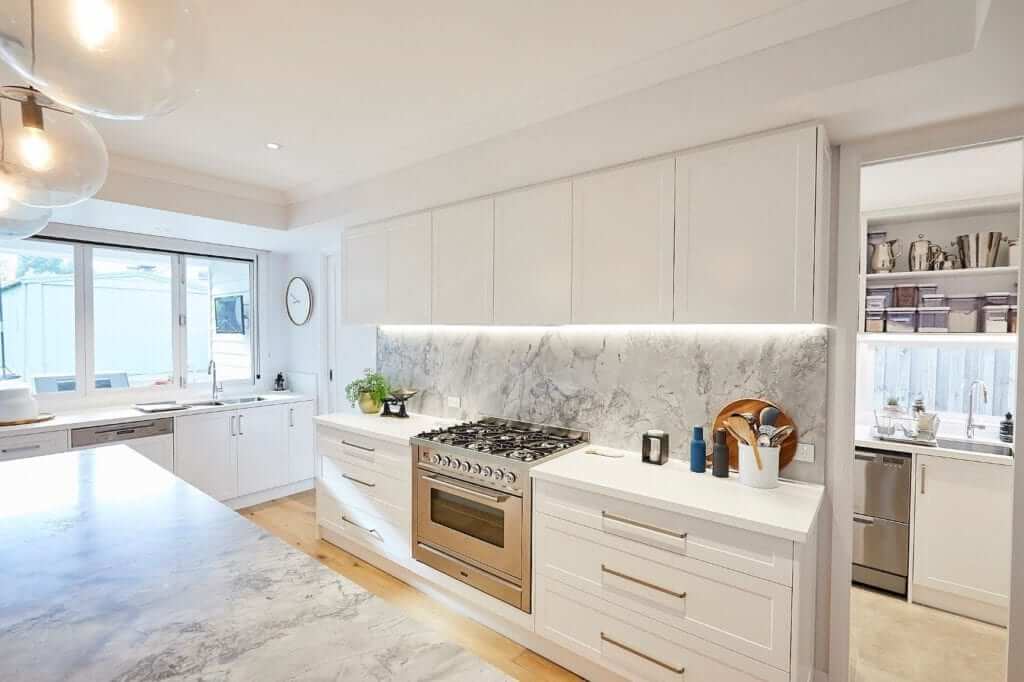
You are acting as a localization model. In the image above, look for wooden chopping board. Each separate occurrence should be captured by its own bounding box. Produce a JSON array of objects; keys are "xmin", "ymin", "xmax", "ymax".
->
[{"xmin": 712, "ymin": 398, "xmax": 798, "ymax": 472}]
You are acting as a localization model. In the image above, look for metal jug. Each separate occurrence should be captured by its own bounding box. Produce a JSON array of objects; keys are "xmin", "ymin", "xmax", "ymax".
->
[
  {"xmin": 871, "ymin": 238, "xmax": 902, "ymax": 273},
  {"xmin": 909, "ymin": 234, "xmax": 933, "ymax": 271}
]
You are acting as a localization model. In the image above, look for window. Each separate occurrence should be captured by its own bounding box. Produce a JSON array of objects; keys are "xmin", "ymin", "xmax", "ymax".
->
[
  {"xmin": 0, "ymin": 241, "xmax": 76, "ymax": 393},
  {"xmin": 185, "ymin": 257, "xmax": 254, "ymax": 384},
  {"xmin": 92, "ymin": 247, "xmax": 175, "ymax": 389},
  {"xmin": 871, "ymin": 344, "xmax": 1017, "ymax": 417}
]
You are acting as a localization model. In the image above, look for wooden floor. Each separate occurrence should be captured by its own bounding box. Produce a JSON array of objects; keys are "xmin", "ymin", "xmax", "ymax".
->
[{"xmin": 240, "ymin": 491, "xmax": 582, "ymax": 682}]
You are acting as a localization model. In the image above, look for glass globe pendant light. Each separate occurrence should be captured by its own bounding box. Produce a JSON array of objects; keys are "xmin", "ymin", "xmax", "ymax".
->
[
  {"xmin": 0, "ymin": 0, "xmax": 204, "ymax": 120},
  {"xmin": 0, "ymin": 85, "xmax": 108, "ymax": 208},
  {"xmin": 0, "ymin": 194, "xmax": 51, "ymax": 239}
]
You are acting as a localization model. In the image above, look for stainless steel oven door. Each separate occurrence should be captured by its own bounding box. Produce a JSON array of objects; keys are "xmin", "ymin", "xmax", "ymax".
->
[{"xmin": 415, "ymin": 469, "xmax": 523, "ymax": 580}]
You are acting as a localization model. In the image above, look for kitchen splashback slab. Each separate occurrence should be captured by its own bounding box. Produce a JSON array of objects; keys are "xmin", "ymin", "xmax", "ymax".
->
[{"xmin": 378, "ymin": 325, "xmax": 829, "ymax": 483}]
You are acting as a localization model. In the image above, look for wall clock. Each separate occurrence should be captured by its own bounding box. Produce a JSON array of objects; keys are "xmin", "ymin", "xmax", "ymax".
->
[{"xmin": 286, "ymin": 277, "xmax": 313, "ymax": 325}]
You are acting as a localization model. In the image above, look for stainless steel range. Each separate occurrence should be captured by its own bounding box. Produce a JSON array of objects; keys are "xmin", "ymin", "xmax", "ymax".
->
[{"xmin": 411, "ymin": 417, "xmax": 589, "ymax": 612}]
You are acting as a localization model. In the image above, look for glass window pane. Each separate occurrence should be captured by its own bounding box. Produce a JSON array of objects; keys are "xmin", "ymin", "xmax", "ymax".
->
[
  {"xmin": 186, "ymin": 257, "xmax": 253, "ymax": 384},
  {"xmin": 0, "ymin": 240, "xmax": 76, "ymax": 393},
  {"xmin": 92, "ymin": 248, "xmax": 173, "ymax": 389}
]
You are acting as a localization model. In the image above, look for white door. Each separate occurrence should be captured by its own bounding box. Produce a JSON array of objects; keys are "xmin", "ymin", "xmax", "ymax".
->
[
  {"xmin": 126, "ymin": 435, "xmax": 174, "ymax": 472},
  {"xmin": 174, "ymin": 411, "xmax": 238, "ymax": 501},
  {"xmin": 675, "ymin": 126, "xmax": 818, "ymax": 322},
  {"xmin": 342, "ymin": 225, "xmax": 387, "ymax": 323},
  {"xmin": 287, "ymin": 401, "xmax": 317, "ymax": 482},
  {"xmin": 431, "ymin": 198, "xmax": 494, "ymax": 324},
  {"xmin": 236, "ymin": 404, "xmax": 289, "ymax": 497},
  {"xmin": 494, "ymin": 181, "xmax": 572, "ymax": 325},
  {"xmin": 914, "ymin": 454, "xmax": 1012, "ymax": 619},
  {"xmin": 571, "ymin": 158, "xmax": 675, "ymax": 323},
  {"xmin": 386, "ymin": 212, "xmax": 432, "ymax": 323}
]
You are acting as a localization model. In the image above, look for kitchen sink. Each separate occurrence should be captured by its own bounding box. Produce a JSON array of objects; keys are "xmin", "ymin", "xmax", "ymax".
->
[
  {"xmin": 935, "ymin": 437, "xmax": 1014, "ymax": 458},
  {"xmin": 218, "ymin": 396, "xmax": 267, "ymax": 404},
  {"xmin": 182, "ymin": 399, "xmax": 225, "ymax": 407}
]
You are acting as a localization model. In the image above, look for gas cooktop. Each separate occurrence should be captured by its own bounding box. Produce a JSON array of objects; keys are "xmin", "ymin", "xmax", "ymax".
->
[{"xmin": 413, "ymin": 416, "xmax": 589, "ymax": 463}]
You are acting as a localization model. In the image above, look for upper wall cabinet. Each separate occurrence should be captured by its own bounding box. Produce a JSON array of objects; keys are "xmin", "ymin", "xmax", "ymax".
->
[
  {"xmin": 494, "ymin": 181, "xmax": 572, "ymax": 325},
  {"xmin": 342, "ymin": 212, "xmax": 431, "ymax": 324},
  {"xmin": 571, "ymin": 158, "xmax": 675, "ymax": 323},
  {"xmin": 675, "ymin": 126, "xmax": 825, "ymax": 323},
  {"xmin": 432, "ymin": 198, "xmax": 495, "ymax": 324}
]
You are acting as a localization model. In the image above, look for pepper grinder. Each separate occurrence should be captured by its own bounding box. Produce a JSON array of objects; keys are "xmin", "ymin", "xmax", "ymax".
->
[
  {"xmin": 712, "ymin": 427, "xmax": 730, "ymax": 478},
  {"xmin": 642, "ymin": 430, "xmax": 670, "ymax": 465},
  {"xmin": 690, "ymin": 426, "xmax": 706, "ymax": 473}
]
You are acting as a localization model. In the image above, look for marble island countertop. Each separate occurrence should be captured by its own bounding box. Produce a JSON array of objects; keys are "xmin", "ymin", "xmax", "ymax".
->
[
  {"xmin": 314, "ymin": 411, "xmax": 457, "ymax": 446},
  {"xmin": 0, "ymin": 446, "xmax": 509, "ymax": 682},
  {"xmin": 531, "ymin": 446, "xmax": 825, "ymax": 543}
]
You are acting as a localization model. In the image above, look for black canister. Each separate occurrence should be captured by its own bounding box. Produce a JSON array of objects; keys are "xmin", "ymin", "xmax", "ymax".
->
[
  {"xmin": 642, "ymin": 430, "xmax": 670, "ymax": 465},
  {"xmin": 712, "ymin": 427, "xmax": 730, "ymax": 478}
]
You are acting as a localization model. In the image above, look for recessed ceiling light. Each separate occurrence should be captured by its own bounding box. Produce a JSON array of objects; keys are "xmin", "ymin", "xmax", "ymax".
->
[{"xmin": 265, "ymin": 142, "xmax": 281, "ymax": 150}]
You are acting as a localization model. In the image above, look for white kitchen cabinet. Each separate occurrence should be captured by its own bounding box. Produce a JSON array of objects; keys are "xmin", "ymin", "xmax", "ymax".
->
[
  {"xmin": 236, "ymin": 404, "xmax": 289, "ymax": 497},
  {"xmin": 287, "ymin": 401, "xmax": 317, "ymax": 482},
  {"xmin": 913, "ymin": 454, "xmax": 1012, "ymax": 625},
  {"xmin": 494, "ymin": 181, "xmax": 572, "ymax": 325},
  {"xmin": 675, "ymin": 126, "xmax": 823, "ymax": 323},
  {"xmin": 0, "ymin": 430, "xmax": 69, "ymax": 462},
  {"xmin": 124, "ymin": 434, "xmax": 174, "ymax": 472},
  {"xmin": 175, "ymin": 410, "xmax": 238, "ymax": 501},
  {"xmin": 432, "ymin": 198, "xmax": 494, "ymax": 324},
  {"xmin": 571, "ymin": 158, "xmax": 675, "ymax": 323},
  {"xmin": 342, "ymin": 224, "xmax": 387, "ymax": 323},
  {"xmin": 385, "ymin": 212, "xmax": 432, "ymax": 323}
]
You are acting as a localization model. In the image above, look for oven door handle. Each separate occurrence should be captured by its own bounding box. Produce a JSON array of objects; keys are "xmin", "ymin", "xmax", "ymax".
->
[{"xmin": 425, "ymin": 474, "xmax": 508, "ymax": 504}]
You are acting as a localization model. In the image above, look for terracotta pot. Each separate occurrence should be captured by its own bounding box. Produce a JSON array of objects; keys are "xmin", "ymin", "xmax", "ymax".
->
[{"xmin": 358, "ymin": 392, "xmax": 382, "ymax": 414}]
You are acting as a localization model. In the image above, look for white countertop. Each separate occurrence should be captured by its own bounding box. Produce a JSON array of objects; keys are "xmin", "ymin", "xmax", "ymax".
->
[
  {"xmin": 531, "ymin": 446, "xmax": 825, "ymax": 543},
  {"xmin": 0, "ymin": 392, "xmax": 313, "ymax": 438},
  {"xmin": 313, "ymin": 412, "xmax": 456, "ymax": 447},
  {"xmin": 855, "ymin": 426, "xmax": 1014, "ymax": 466}
]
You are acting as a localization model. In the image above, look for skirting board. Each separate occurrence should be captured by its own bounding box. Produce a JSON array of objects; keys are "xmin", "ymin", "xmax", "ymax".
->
[
  {"xmin": 318, "ymin": 524, "xmax": 625, "ymax": 682},
  {"xmin": 226, "ymin": 479, "xmax": 313, "ymax": 510}
]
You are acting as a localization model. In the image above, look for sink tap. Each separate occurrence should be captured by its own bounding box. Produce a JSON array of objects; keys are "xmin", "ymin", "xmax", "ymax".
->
[
  {"xmin": 208, "ymin": 360, "xmax": 221, "ymax": 400},
  {"xmin": 966, "ymin": 380, "xmax": 989, "ymax": 439}
]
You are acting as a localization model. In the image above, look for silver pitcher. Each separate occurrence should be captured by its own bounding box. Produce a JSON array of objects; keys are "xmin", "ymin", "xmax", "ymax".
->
[
  {"xmin": 909, "ymin": 234, "xmax": 933, "ymax": 271},
  {"xmin": 957, "ymin": 231, "xmax": 1003, "ymax": 268},
  {"xmin": 871, "ymin": 238, "xmax": 902, "ymax": 273}
]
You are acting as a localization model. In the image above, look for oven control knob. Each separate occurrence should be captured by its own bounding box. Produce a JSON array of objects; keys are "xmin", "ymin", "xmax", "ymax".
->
[
  {"xmin": 461, "ymin": 460, "xmax": 472, "ymax": 473},
  {"xmin": 470, "ymin": 463, "xmax": 482, "ymax": 475},
  {"xmin": 493, "ymin": 468, "xmax": 505, "ymax": 481},
  {"xmin": 504, "ymin": 471, "xmax": 517, "ymax": 485},
  {"xmin": 441, "ymin": 456, "xmax": 452, "ymax": 467},
  {"xmin": 450, "ymin": 458, "xmax": 461, "ymax": 469},
  {"xmin": 430, "ymin": 453, "xmax": 442, "ymax": 465},
  {"xmin": 481, "ymin": 466, "xmax": 493, "ymax": 478}
]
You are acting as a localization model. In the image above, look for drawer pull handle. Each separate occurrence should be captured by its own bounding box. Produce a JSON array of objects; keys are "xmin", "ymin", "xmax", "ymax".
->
[
  {"xmin": 600, "ymin": 633, "xmax": 685, "ymax": 675},
  {"xmin": 1, "ymin": 444, "xmax": 41, "ymax": 454},
  {"xmin": 341, "ymin": 515, "xmax": 378, "ymax": 536},
  {"xmin": 602, "ymin": 511, "xmax": 688, "ymax": 540},
  {"xmin": 342, "ymin": 440, "xmax": 375, "ymax": 453},
  {"xmin": 601, "ymin": 564, "xmax": 687, "ymax": 599},
  {"xmin": 341, "ymin": 473, "xmax": 376, "ymax": 488}
]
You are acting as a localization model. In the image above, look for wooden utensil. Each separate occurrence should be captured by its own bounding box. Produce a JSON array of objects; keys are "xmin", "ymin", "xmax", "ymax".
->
[
  {"xmin": 725, "ymin": 414, "xmax": 762, "ymax": 470},
  {"xmin": 713, "ymin": 398, "xmax": 799, "ymax": 471},
  {"xmin": 769, "ymin": 425, "xmax": 795, "ymax": 447}
]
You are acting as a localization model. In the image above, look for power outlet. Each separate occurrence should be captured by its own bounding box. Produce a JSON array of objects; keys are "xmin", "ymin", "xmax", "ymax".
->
[
  {"xmin": 795, "ymin": 443, "xmax": 815, "ymax": 463},
  {"xmin": 446, "ymin": 396, "xmax": 462, "ymax": 409}
]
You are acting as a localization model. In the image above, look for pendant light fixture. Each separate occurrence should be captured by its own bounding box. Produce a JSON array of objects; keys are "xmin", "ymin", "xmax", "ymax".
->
[
  {"xmin": 0, "ymin": 196, "xmax": 51, "ymax": 239},
  {"xmin": 0, "ymin": 0, "xmax": 204, "ymax": 120},
  {"xmin": 0, "ymin": 85, "xmax": 108, "ymax": 208}
]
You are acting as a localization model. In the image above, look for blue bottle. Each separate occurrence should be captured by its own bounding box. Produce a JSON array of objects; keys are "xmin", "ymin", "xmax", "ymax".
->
[{"xmin": 690, "ymin": 426, "xmax": 707, "ymax": 473}]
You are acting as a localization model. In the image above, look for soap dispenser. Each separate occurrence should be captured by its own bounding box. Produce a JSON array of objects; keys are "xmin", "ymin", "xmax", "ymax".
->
[{"xmin": 1001, "ymin": 413, "xmax": 1014, "ymax": 444}]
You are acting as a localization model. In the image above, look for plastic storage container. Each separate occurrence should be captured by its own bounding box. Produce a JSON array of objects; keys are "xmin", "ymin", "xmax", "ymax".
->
[
  {"xmin": 885, "ymin": 308, "xmax": 917, "ymax": 333},
  {"xmin": 984, "ymin": 292, "xmax": 1013, "ymax": 306},
  {"xmin": 983, "ymin": 305, "xmax": 1011, "ymax": 333},
  {"xmin": 865, "ymin": 294, "xmax": 888, "ymax": 311},
  {"xmin": 865, "ymin": 310, "xmax": 885, "ymax": 333},
  {"xmin": 917, "ymin": 283, "xmax": 940, "ymax": 297},
  {"xmin": 920, "ymin": 293, "xmax": 947, "ymax": 307},
  {"xmin": 948, "ymin": 295, "xmax": 981, "ymax": 333},
  {"xmin": 866, "ymin": 286, "xmax": 895, "ymax": 308},
  {"xmin": 918, "ymin": 307, "xmax": 951, "ymax": 333},
  {"xmin": 893, "ymin": 285, "xmax": 919, "ymax": 308}
]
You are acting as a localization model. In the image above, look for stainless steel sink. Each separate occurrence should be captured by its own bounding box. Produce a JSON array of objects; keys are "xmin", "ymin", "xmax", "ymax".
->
[
  {"xmin": 935, "ymin": 437, "xmax": 1014, "ymax": 458},
  {"xmin": 182, "ymin": 399, "xmax": 225, "ymax": 407},
  {"xmin": 218, "ymin": 396, "xmax": 267, "ymax": 405}
]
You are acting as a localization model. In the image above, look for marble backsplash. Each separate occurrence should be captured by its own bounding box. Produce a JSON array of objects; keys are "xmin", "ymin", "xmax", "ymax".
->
[{"xmin": 378, "ymin": 325, "xmax": 829, "ymax": 483}]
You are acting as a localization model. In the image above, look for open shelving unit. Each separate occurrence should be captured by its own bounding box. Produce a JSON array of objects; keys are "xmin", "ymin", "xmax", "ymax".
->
[{"xmin": 864, "ymin": 265, "xmax": 1018, "ymax": 282}]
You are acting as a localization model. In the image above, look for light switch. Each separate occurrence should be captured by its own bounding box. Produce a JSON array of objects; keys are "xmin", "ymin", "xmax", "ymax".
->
[
  {"xmin": 446, "ymin": 396, "xmax": 462, "ymax": 409},
  {"xmin": 795, "ymin": 443, "xmax": 815, "ymax": 463}
]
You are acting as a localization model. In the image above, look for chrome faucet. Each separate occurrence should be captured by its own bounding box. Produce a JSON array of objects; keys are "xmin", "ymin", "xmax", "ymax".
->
[
  {"xmin": 966, "ymin": 380, "xmax": 989, "ymax": 439},
  {"xmin": 208, "ymin": 360, "xmax": 221, "ymax": 400}
]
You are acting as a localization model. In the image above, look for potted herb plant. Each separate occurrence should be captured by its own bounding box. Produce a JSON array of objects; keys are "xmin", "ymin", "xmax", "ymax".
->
[{"xmin": 345, "ymin": 369, "xmax": 391, "ymax": 414}]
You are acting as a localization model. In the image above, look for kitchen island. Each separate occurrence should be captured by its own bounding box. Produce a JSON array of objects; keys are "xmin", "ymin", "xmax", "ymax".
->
[{"xmin": 0, "ymin": 446, "xmax": 509, "ymax": 681}]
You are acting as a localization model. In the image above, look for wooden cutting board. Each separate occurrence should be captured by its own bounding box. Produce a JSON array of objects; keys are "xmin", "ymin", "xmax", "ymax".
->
[{"xmin": 712, "ymin": 398, "xmax": 798, "ymax": 471}]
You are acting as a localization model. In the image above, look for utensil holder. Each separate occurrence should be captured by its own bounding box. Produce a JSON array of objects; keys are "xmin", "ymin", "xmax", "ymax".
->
[{"xmin": 738, "ymin": 444, "xmax": 779, "ymax": 489}]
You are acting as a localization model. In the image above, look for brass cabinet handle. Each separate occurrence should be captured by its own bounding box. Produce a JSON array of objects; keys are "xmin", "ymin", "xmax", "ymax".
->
[
  {"xmin": 602, "ymin": 511, "xmax": 688, "ymax": 539},
  {"xmin": 342, "ymin": 440, "xmax": 374, "ymax": 453},
  {"xmin": 341, "ymin": 515, "xmax": 378, "ymax": 536},
  {"xmin": 601, "ymin": 564, "xmax": 687, "ymax": 599},
  {"xmin": 341, "ymin": 472, "xmax": 376, "ymax": 488},
  {"xmin": 600, "ymin": 633, "xmax": 685, "ymax": 675}
]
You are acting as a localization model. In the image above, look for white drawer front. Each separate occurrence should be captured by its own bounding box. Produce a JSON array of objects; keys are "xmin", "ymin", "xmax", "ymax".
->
[
  {"xmin": 316, "ymin": 480, "xmax": 410, "ymax": 561},
  {"xmin": 535, "ymin": 480, "xmax": 793, "ymax": 585},
  {"xmin": 320, "ymin": 453, "xmax": 409, "ymax": 523},
  {"xmin": 316, "ymin": 426, "xmax": 409, "ymax": 476},
  {"xmin": 0, "ymin": 430, "xmax": 69, "ymax": 462},
  {"xmin": 536, "ymin": 575, "xmax": 787, "ymax": 682},
  {"xmin": 536, "ymin": 513, "xmax": 791, "ymax": 670}
]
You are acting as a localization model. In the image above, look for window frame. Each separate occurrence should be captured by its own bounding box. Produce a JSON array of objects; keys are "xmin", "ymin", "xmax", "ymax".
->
[{"xmin": 21, "ymin": 233, "xmax": 260, "ymax": 401}]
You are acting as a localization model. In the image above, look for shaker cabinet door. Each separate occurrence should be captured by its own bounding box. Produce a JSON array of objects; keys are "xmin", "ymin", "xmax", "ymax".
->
[
  {"xmin": 236, "ymin": 404, "xmax": 289, "ymax": 497},
  {"xmin": 386, "ymin": 212, "xmax": 432, "ymax": 323},
  {"xmin": 432, "ymin": 198, "xmax": 494, "ymax": 324},
  {"xmin": 675, "ymin": 126, "xmax": 818, "ymax": 322},
  {"xmin": 571, "ymin": 159, "xmax": 675, "ymax": 323},
  {"xmin": 174, "ymin": 411, "xmax": 237, "ymax": 501},
  {"xmin": 342, "ymin": 225, "xmax": 388, "ymax": 323}
]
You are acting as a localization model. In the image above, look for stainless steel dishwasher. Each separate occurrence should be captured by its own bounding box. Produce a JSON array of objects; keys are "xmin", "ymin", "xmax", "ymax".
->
[
  {"xmin": 71, "ymin": 418, "xmax": 175, "ymax": 471},
  {"xmin": 852, "ymin": 447, "xmax": 912, "ymax": 595}
]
